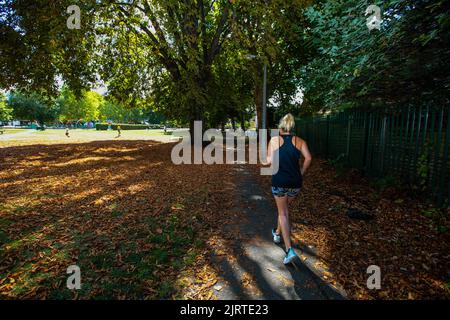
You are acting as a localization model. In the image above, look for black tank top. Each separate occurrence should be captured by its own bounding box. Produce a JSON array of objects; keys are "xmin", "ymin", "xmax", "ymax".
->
[{"xmin": 271, "ymin": 135, "xmax": 302, "ymax": 188}]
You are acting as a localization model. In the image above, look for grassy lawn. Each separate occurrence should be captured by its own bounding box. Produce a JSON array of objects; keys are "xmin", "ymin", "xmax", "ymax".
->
[
  {"xmin": 1, "ymin": 134, "xmax": 447, "ymax": 300},
  {"xmin": 0, "ymin": 129, "xmax": 182, "ymax": 148},
  {"xmin": 0, "ymin": 129, "xmax": 29, "ymax": 135},
  {"xmin": 0, "ymin": 140, "xmax": 236, "ymax": 299}
]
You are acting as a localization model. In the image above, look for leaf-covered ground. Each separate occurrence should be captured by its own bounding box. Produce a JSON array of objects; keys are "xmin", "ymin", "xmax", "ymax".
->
[
  {"xmin": 0, "ymin": 141, "xmax": 237, "ymax": 299},
  {"xmin": 0, "ymin": 140, "xmax": 448, "ymax": 299},
  {"xmin": 254, "ymin": 161, "xmax": 450, "ymax": 299}
]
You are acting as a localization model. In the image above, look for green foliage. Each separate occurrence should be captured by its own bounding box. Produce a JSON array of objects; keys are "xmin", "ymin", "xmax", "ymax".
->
[
  {"xmin": 0, "ymin": 91, "xmax": 13, "ymax": 122},
  {"xmin": 8, "ymin": 92, "xmax": 59, "ymax": 126},
  {"xmin": 0, "ymin": 0, "xmax": 98, "ymax": 96},
  {"xmin": 1, "ymin": 0, "xmax": 311, "ymax": 128},
  {"xmin": 98, "ymin": 99, "xmax": 147, "ymax": 123},
  {"xmin": 57, "ymin": 87, "xmax": 102, "ymax": 122},
  {"xmin": 95, "ymin": 123, "xmax": 149, "ymax": 131},
  {"xmin": 301, "ymin": 0, "xmax": 450, "ymax": 113},
  {"xmin": 420, "ymin": 206, "xmax": 450, "ymax": 236},
  {"xmin": 146, "ymin": 110, "xmax": 166, "ymax": 125},
  {"xmin": 327, "ymin": 153, "xmax": 347, "ymax": 177},
  {"xmin": 3, "ymin": 0, "xmax": 448, "ymax": 127},
  {"xmin": 416, "ymin": 144, "xmax": 430, "ymax": 190},
  {"xmin": 372, "ymin": 175, "xmax": 399, "ymax": 191}
]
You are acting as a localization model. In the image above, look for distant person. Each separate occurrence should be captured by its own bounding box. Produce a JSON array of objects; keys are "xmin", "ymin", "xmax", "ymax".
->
[
  {"xmin": 265, "ymin": 113, "xmax": 312, "ymax": 265},
  {"xmin": 164, "ymin": 125, "xmax": 167, "ymax": 133},
  {"xmin": 65, "ymin": 128, "xmax": 70, "ymax": 138},
  {"xmin": 116, "ymin": 125, "xmax": 122, "ymax": 138}
]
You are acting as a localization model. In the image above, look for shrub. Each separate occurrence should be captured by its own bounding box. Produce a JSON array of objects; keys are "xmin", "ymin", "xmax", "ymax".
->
[
  {"xmin": 148, "ymin": 124, "xmax": 164, "ymax": 129},
  {"xmin": 96, "ymin": 123, "xmax": 149, "ymax": 131}
]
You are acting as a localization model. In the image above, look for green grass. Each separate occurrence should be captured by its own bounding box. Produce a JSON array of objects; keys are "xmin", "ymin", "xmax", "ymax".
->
[
  {"xmin": 0, "ymin": 128, "xmax": 29, "ymax": 135},
  {"xmin": 0, "ymin": 139, "xmax": 209, "ymax": 300},
  {"xmin": 0, "ymin": 128, "xmax": 177, "ymax": 147}
]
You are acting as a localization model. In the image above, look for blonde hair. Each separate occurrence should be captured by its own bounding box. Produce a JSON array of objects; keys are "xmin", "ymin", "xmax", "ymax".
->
[{"xmin": 278, "ymin": 113, "xmax": 295, "ymax": 133}]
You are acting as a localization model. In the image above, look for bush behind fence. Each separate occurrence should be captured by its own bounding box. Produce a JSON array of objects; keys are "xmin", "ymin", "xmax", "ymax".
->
[
  {"xmin": 95, "ymin": 123, "xmax": 150, "ymax": 131},
  {"xmin": 296, "ymin": 106, "xmax": 449, "ymax": 206}
]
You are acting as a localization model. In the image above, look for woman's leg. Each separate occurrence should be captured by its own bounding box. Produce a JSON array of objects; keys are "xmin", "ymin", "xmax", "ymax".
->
[
  {"xmin": 274, "ymin": 195, "xmax": 292, "ymax": 250},
  {"xmin": 276, "ymin": 196, "xmax": 296, "ymax": 235}
]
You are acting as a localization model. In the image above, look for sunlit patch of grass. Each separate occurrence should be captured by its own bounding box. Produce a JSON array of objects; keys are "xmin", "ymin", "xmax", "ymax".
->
[
  {"xmin": 51, "ymin": 156, "xmax": 112, "ymax": 167},
  {"xmin": 4, "ymin": 232, "xmax": 45, "ymax": 251},
  {"xmin": 53, "ymin": 250, "xmax": 70, "ymax": 261},
  {"xmin": 5, "ymin": 252, "xmax": 64, "ymax": 298},
  {"xmin": 12, "ymin": 204, "xmax": 31, "ymax": 214},
  {"xmin": 0, "ymin": 129, "xmax": 28, "ymax": 135},
  {"xmin": 0, "ymin": 141, "xmax": 234, "ymax": 299},
  {"xmin": 182, "ymin": 249, "xmax": 198, "ymax": 267},
  {"xmin": 108, "ymin": 202, "xmax": 123, "ymax": 218}
]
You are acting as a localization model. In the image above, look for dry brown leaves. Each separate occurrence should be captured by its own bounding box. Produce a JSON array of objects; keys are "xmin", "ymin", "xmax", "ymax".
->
[
  {"xmin": 0, "ymin": 141, "xmax": 239, "ymax": 299},
  {"xmin": 253, "ymin": 159, "xmax": 449, "ymax": 300}
]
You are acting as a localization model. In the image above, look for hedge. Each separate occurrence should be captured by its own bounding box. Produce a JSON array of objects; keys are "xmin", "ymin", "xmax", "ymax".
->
[{"xmin": 96, "ymin": 123, "xmax": 149, "ymax": 131}]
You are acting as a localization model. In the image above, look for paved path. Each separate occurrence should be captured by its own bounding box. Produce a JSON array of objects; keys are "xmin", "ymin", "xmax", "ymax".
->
[{"xmin": 210, "ymin": 164, "xmax": 346, "ymax": 300}]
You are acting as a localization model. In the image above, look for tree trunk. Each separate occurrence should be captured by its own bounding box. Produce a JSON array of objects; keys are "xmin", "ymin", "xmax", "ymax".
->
[
  {"xmin": 240, "ymin": 113, "xmax": 246, "ymax": 131},
  {"xmin": 254, "ymin": 83, "xmax": 263, "ymax": 131},
  {"xmin": 189, "ymin": 105, "xmax": 207, "ymax": 146},
  {"xmin": 188, "ymin": 70, "xmax": 210, "ymax": 145}
]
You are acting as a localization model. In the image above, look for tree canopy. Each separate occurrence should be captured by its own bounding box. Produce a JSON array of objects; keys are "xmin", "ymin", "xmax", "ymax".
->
[
  {"xmin": 1, "ymin": 0, "xmax": 448, "ymax": 125},
  {"xmin": 0, "ymin": 0, "xmax": 311, "ymax": 129},
  {"xmin": 300, "ymin": 0, "xmax": 450, "ymax": 114},
  {"xmin": 8, "ymin": 92, "xmax": 59, "ymax": 125},
  {"xmin": 0, "ymin": 91, "xmax": 13, "ymax": 122}
]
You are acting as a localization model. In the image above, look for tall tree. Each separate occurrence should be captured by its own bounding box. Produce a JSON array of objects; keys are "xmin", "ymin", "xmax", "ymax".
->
[
  {"xmin": 96, "ymin": 0, "xmax": 239, "ymax": 136},
  {"xmin": 8, "ymin": 92, "xmax": 59, "ymax": 126},
  {"xmin": 0, "ymin": 0, "xmax": 98, "ymax": 96},
  {"xmin": 301, "ymin": 0, "xmax": 450, "ymax": 113},
  {"xmin": 57, "ymin": 88, "xmax": 102, "ymax": 122},
  {"xmin": 1, "ymin": 0, "xmax": 311, "ymax": 131},
  {"xmin": 0, "ymin": 91, "xmax": 13, "ymax": 122}
]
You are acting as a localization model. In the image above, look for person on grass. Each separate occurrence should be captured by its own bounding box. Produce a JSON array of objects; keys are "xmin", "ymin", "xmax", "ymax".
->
[{"xmin": 265, "ymin": 113, "xmax": 312, "ymax": 265}]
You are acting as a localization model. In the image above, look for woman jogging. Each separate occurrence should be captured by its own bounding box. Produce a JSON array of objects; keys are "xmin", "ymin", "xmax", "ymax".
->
[{"xmin": 266, "ymin": 113, "xmax": 312, "ymax": 265}]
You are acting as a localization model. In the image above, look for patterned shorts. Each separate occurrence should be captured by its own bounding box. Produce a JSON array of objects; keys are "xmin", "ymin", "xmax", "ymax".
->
[{"xmin": 271, "ymin": 187, "xmax": 301, "ymax": 198}]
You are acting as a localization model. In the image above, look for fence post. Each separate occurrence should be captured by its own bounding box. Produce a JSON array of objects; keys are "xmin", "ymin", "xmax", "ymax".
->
[
  {"xmin": 439, "ymin": 107, "xmax": 450, "ymax": 206},
  {"xmin": 380, "ymin": 116, "xmax": 387, "ymax": 174},
  {"xmin": 346, "ymin": 114, "xmax": 352, "ymax": 164},
  {"xmin": 362, "ymin": 112, "xmax": 369, "ymax": 172},
  {"xmin": 326, "ymin": 115, "xmax": 330, "ymax": 159}
]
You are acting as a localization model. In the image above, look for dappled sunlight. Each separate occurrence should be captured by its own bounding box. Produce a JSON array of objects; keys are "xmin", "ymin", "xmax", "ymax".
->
[
  {"xmin": 0, "ymin": 130, "xmax": 173, "ymax": 148},
  {"xmin": 0, "ymin": 140, "xmax": 239, "ymax": 299},
  {"xmin": 1, "ymin": 138, "xmax": 447, "ymax": 299},
  {"xmin": 253, "ymin": 160, "xmax": 449, "ymax": 299}
]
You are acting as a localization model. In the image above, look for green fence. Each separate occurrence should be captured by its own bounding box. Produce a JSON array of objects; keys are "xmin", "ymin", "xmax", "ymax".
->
[{"xmin": 296, "ymin": 106, "xmax": 449, "ymax": 206}]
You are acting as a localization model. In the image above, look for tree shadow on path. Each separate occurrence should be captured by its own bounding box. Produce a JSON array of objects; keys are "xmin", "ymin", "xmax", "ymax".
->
[{"xmin": 212, "ymin": 165, "xmax": 346, "ymax": 300}]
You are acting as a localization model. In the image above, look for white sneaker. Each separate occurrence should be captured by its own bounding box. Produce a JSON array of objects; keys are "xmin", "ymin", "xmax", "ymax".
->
[{"xmin": 272, "ymin": 229, "xmax": 281, "ymax": 244}]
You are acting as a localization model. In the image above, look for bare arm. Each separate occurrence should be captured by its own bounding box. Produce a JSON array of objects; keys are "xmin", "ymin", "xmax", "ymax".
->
[
  {"xmin": 262, "ymin": 137, "xmax": 277, "ymax": 166},
  {"xmin": 300, "ymin": 140, "xmax": 312, "ymax": 175}
]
